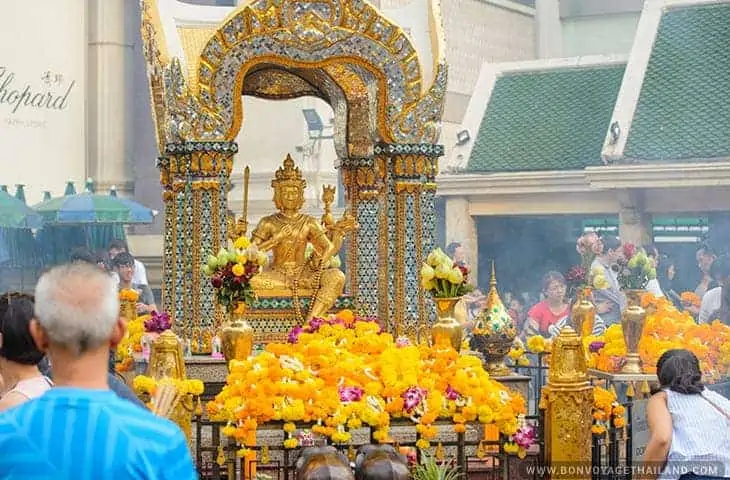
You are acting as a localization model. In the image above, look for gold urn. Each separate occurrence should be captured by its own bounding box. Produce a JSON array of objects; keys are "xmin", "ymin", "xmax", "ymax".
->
[
  {"xmin": 221, "ymin": 305, "xmax": 254, "ymax": 366},
  {"xmin": 469, "ymin": 262, "xmax": 516, "ymax": 377},
  {"xmin": 621, "ymin": 289, "xmax": 647, "ymax": 374},
  {"xmin": 571, "ymin": 287, "xmax": 596, "ymax": 338},
  {"xmin": 431, "ymin": 297, "xmax": 465, "ymax": 352}
]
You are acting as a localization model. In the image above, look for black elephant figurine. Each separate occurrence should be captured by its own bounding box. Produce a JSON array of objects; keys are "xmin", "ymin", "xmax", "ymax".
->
[
  {"xmin": 355, "ymin": 444, "xmax": 410, "ymax": 480},
  {"xmin": 295, "ymin": 446, "xmax": 354, "ymax": 480}
]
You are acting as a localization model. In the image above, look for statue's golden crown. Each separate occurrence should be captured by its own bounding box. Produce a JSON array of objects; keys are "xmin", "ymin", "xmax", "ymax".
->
[{"xmin": 272, "ymin": 154, "xmax": 307, "ymax": 189}]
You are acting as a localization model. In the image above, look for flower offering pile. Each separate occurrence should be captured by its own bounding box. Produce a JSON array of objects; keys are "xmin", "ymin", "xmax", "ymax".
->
[
  {"xmin": 585, "ymin": 295, "xmax": 730, "ymax": 379},
  {"xmin": 207, "ymin": 311, "xmax": 527, "ymax": 452},
  {"xmin": 203, "ymin": 236, "xmax": 268, "ymax": 313},
  {"xmin": 420, "ymin": 248, "xmax": 473, "ymax": 298}
]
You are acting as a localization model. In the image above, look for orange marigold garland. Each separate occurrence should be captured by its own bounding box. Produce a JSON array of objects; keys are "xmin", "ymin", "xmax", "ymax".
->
[{"xmin": 586, "ymin": 295, "xmax": 730, "ymax": 379}]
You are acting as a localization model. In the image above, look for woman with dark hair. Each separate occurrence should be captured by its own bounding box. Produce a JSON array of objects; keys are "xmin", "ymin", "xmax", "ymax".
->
[
  {"xmin": 658, "ymin": 259, "xmax": 682, "ymax": 309},
  {"xmin": 644, "ymin": 349, "xmax": 730, "ymax": 480},
  {"xmin": 523, "ymin": 271, "xmax": 569, "ymax": 338},
  {"xmin": 0, "ymin": 292, "xmax": 52, "ymax": 411}
]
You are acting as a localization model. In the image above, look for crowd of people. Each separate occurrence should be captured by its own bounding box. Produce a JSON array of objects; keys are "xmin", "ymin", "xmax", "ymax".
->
[
  {"xmin": 0, "ymin": 261, "xmax": 196, "ymax": 478},
  {"xmin": 453, "ymin": 238, "xmax": 730, "ymax": 341}
]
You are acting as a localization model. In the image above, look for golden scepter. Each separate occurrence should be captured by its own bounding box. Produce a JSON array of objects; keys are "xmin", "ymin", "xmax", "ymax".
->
[
  {"xmin": 241, "ymin": 166, "xmax": 249, "ymax": 236},
  {"xmin": 227, "ymin": 166, "xmax": 249, "ymax": 242}
]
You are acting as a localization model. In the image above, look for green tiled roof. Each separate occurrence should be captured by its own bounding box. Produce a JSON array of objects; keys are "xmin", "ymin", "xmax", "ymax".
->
[
  {"xmin": 467, "ymin": 64, "xmax": 625, "ymax": 172},
  {"xmin": 624, "ymin": 3, "xmax": 730, "ymax": 161}
]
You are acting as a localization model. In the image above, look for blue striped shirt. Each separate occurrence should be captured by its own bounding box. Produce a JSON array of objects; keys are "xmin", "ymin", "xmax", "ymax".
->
[
  {"xmin": 0, "ymin": 388, "xmax": 198, "ymax": 480},
  {"xmin": 662, "ymin": 389, "xmax": 730, "ymax": 480}
]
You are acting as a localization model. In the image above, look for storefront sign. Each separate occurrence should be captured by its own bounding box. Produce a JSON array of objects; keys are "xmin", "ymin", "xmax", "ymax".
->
[{"xmin": 0, "ymin": 0, "xmax": 86, "ymax": 203}]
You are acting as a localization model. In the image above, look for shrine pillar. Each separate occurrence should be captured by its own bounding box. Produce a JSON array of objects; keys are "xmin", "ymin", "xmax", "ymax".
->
[
  {"xmin": 370, "ymin": 143, "xmax": 443, "ymax": 340},
  {"xmin": 618, "ymin": 190, "xmax": 652, "ymax": 246},
  {"xmin": 157, "ymin": 142, "xmax": 237, "ymax": 345},
  {"xmin": 541, "ymin": 327, "xmax": 593, "ymax": 479}
]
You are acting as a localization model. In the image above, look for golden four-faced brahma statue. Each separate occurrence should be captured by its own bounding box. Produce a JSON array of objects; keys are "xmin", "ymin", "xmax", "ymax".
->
[{"xmin": 248, "ymin": 155, "xmax": 358, "ymax": 322}]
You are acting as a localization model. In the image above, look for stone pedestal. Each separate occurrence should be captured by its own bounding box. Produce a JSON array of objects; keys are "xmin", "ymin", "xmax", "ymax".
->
[{"xmin": 618, "ymin": 190, "xmax": 652, "ymax": 246}]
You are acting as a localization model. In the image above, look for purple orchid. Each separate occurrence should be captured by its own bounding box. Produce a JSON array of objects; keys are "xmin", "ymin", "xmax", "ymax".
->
[
  {"xmin": 308, "ymin": 318, "xmax": 326, "ymax": 333},
  {"xmin": 511, "ymin": 423, "xmax": 537, "ymax": 450},
  {"xmin": 445, "ymin": 385, "xmax": 459, "ymax": 401},
  {"xmin": 288, "ymin": 326, "xmax": 304, "ymax": 344},
  {"xmin": 403, "ymin": 386, "xmax": 427, "ymax": 413},
  {"xmin": 338, "ymin": 386, "xmax": 364, "ymax": 403},
  {"xmin": 144, "ymin": 311, "xmax": 172, "ymax": 333},
  {"xmin": 588, "ymin": 341, "xmax": 606, "ymax": 353}
]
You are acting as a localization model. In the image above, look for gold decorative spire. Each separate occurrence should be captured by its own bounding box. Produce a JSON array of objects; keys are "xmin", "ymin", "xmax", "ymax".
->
[
  {"xmin": 484, "ymin": 260, "xmax": 505, "ymax": 317},
  {"xmin": 272, "ymin": 154, "xmax": 306, "ymax": 189}
]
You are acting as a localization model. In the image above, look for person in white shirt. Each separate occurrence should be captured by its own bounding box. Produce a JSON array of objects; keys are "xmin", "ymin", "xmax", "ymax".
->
[
  {"xmin": 698, "ymin": 255, "xmax": 730, "ymax": 324},
  {"xmin": 108, "ymin": 239, "xmax": 148, "ymax": 286},
  {"xmin": 642, "ymin": 244, "xmax": 665, "ymax": 298},
  {"xmin": 591, "ymin": 236, "xmax": 626, "ymax": 326}
]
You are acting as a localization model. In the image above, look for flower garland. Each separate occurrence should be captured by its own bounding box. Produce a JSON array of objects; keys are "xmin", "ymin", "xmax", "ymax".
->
[
  {"xmin": 207, "ymin": 313, "xmax": 527, "ymax": 456},
  {"xmin": 507, "ymin": 335, "xmax": 553, "ymax": 367},
  {"xmin": 592, "ymin": 386, "xmax": 625, "ymax": 435},
  {"xmin": 133, "ymin": 375, "xmax": 205, "ymax": 398},
  {"xmin": 119, "ymin": 288, "xmax": 140, "ymax": 302},
  {"xmin": 586, "ymin": 295, "xmax": 730, "ymax": 379},
  {"xmin": 503, "ymin": 416, "xmax": 537, "ymax": 458},
  {"xmin": 115, "ymin": 314, "xmax": 150, "ymax": 371}
]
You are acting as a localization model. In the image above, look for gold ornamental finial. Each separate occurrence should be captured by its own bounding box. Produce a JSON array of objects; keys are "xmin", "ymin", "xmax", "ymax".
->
[
  {"xmin": 546, "ymin": 327, "xmax": 589, "ymax": 386},
  {"xmin": 484, "ymin": 260, "xmax": 504, "ymax": 316},
  {"xmin": 272, "ymin": 154, "xmax": 306, "ymax": 189}
]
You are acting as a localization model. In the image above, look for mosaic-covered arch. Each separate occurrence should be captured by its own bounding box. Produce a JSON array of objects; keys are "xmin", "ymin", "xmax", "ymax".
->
[{"xmin": 194, "ymin": 0, "xmax": 446, "ymax": 146}]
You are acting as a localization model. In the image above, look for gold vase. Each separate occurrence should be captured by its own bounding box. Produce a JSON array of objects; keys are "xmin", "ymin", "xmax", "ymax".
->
[
  {"xmin": 431, "ymin": 297, "xmax": 465, "ymax": 352},
  {"xmin": 571, "ymin": 287, "xmax": 595, "ymax": 338},
  {"xmin": 221, "ymin": 308, "xmax": 254, "ymax": 366},
  {"xmin": 621, "ymin": 289, "xmax": 647, "ymax": 374}
]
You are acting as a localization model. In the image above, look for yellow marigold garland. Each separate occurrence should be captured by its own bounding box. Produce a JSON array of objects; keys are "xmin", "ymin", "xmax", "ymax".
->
[
  {"xmin": 132, "ymin": 375, "xmax": 205, "ymax": 397},
  {"xmin": 591, "ymin": 386, "xmax": 625, "ymax": 435},
  {"xmin": 115, "ymin": 314, "xmax": 150, "ymax": 368},
  {"xmin": 207, "ymin": 317, "xmax": 527, "ymax": 451}
]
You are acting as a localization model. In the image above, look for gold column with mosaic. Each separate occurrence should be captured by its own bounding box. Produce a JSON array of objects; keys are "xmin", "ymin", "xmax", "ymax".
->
[
  {"xmin": 158, "ymin": 143, "xmax": 236, "ymax": 350},
  {"xmin": 374, "ymin": 144, "xmax": 442, "ymax": 340}
]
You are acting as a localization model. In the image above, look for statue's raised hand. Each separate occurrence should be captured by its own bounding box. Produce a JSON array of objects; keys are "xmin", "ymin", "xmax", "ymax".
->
[{"xmin": 334, "ymin": 213, "xmax": 358, "ymax": 233}]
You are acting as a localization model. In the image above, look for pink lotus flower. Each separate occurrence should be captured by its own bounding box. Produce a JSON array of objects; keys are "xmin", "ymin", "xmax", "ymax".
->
[
  {"xmin": 403, "ymin": 386, "xmax": 427, "ymax": 412},
  {"xmin": 338, "ymin": 386, "xmax": 364, "ymax": 403}
]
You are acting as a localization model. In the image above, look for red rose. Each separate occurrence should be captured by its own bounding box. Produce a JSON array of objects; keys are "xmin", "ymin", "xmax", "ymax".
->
[
  {"xmin": 623, "ymin": 243, "xmax": 636, "ymax": 259},
  {"xmin": 211, "ymin": 276, "xmax": 223, "ymax": 288},
  {"xmin": 232, "ymin": 276, "xmax": 242, "ymax": 286}
]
